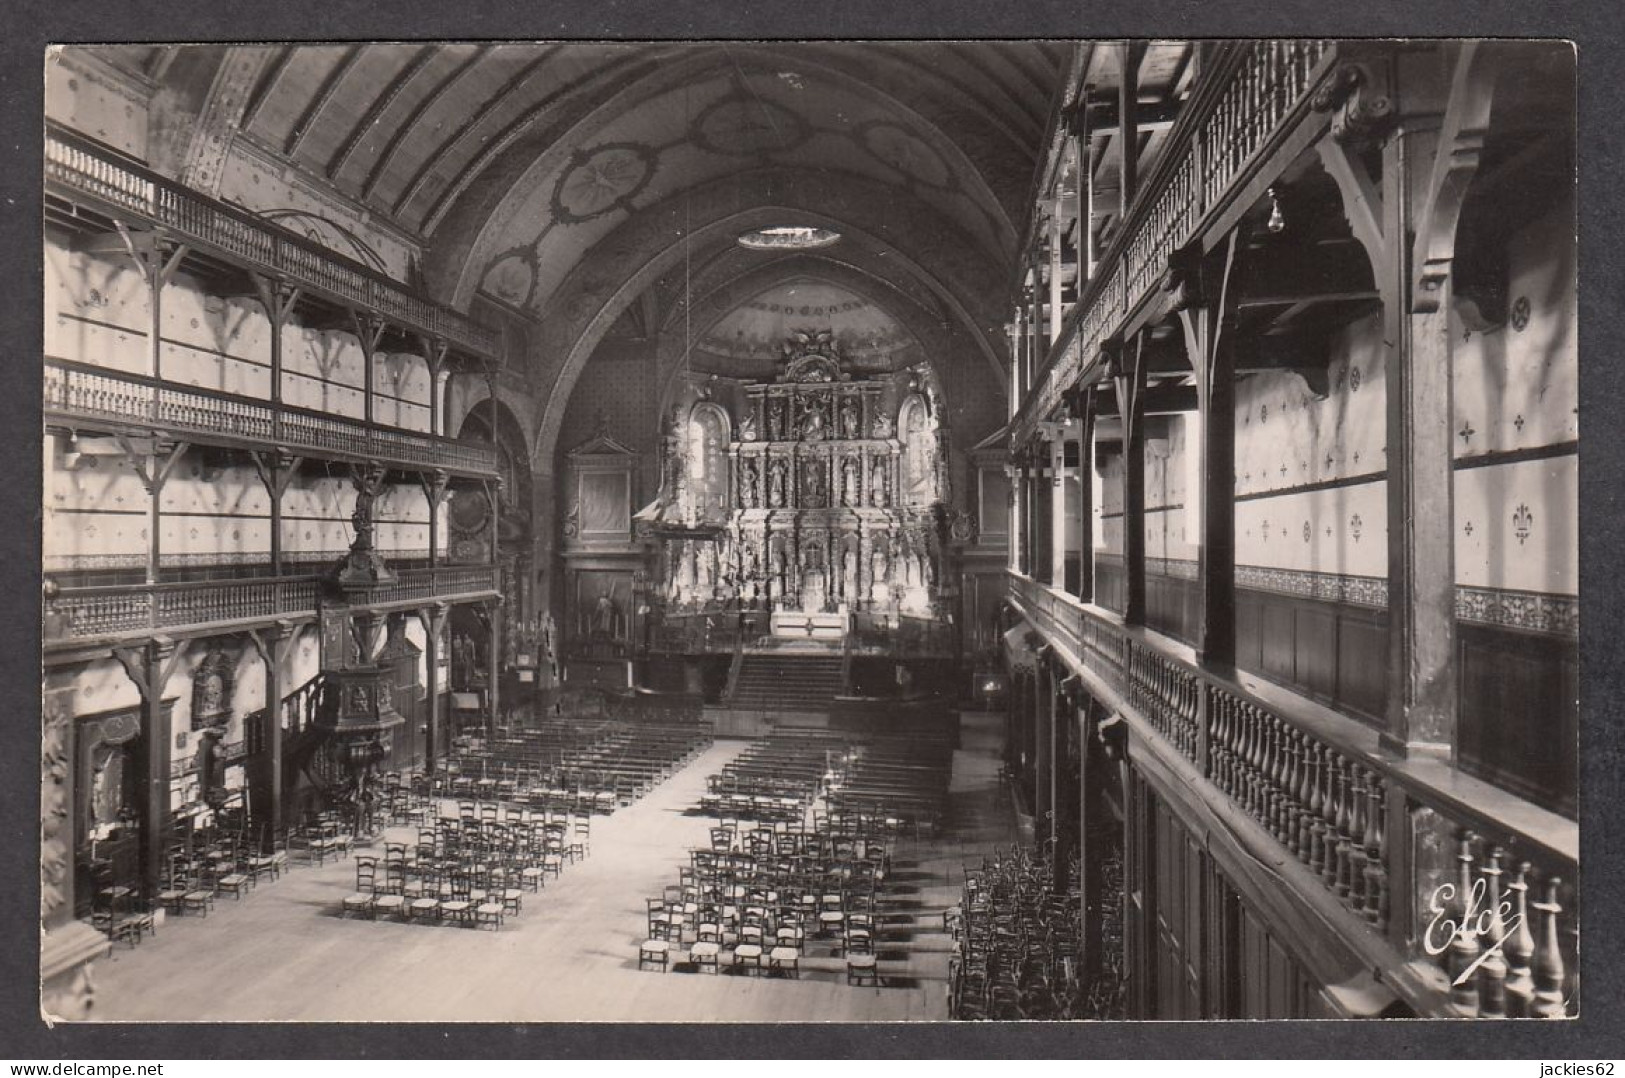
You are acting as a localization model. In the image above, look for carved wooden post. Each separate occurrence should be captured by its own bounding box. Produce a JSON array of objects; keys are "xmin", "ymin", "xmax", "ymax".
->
[
  {"xmin": 1503, "ymin": 861, "xmax": 1538, "ymax": 1017},
  {"xmin": 250, "ymin": 451, "xmax": 301, "ymax": 577},
  {"xmin": 1109, "ymin": 335, "xmax": 1148, "ymax": 625},
  {"xmin": 418, "ymin": 602, "xmax": 449, "ymax": 774},
  {"xmin": 250, "ymin": 273, "xmax": 301, "ymax": 443},
  {"xmin": 1172, "ymin": 234, "xmax": 1240, "ymax": 669},
  {"xmin": 113, "ymin": 638, "xmax": 184, "ymax": 899},
  {"xmin": 246, "ymin": 620, "xmax": 298, "ymax": 837},
  {"xmin": 1530, "ymin": 877, "xmax": 1568, "ymax": 1018}
]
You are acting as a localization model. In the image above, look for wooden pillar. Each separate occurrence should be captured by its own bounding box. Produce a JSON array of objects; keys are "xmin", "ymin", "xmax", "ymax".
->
[
  {"xmin": 1174, "ymin": 235, "xmax": 1241, "ymax": 667},
  {"xmin": 1318, "ymin": 44, "xmax": 1493, "ymax": 756},
  {"xmin": 486, "ymin": 597, "xmax": 503, "ymax": 735},
  {"xmin": 1034, "ymin": 659, "xmax": 1052, "ymax": 844},
  {"xmin": 1051, "ymin": 433, "xmax": 1068, "ymax": 588},
  {"xmin": 246, "ymin": 622, "xmax": 297, "ymax": 837},
  {"xmin": 1078, "ymin": 702, "xmax": 1104, "ymax": 981},
  {"xmin": 1049, "ymin": 203, "xmax": 1065, "ymax": 341},
  {"xmin": 418, "ymin": 602, "xmax": 448, "ymax": 774},
  {"xmin": 1119, "ymin": 41, "xmax": 1146, "ymax": 213},
  {"xmin": 419, "ymin": 335, "xmax": 449, "ymax": 437},
  {"xmin": 250, "ymin": 275, "xmax": 300, "ymax": 442},
  {"xmin": 1111, "ymin": 336, "xmax": 1148, "ymax": 625},
  {"xmin": 119, "ymin": 438, "xmax": 188, "ymax": 586},
  {"xmin": 251, "ymin": 452, "xmax": 301, "ymax": 577},
  {"xmin": 1075, "ymin": 388, "xmax": 1098, "ymax": 602},
  {"xmin": 422, "ymin": 470, "xmax": 449, "ymax": 569},
  {"xmin": 113, "ymin": 639, "xmax": 183, "ymax": 898},
  {"xmin": 352, "ymin": 312, "xmax": 387, "ymax": 430}
]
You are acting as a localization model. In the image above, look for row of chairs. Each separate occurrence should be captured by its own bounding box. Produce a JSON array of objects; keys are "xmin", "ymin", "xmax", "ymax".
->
[{"xmin": 948, "ymin": 845, "xmax": 1084, "ymax": 1020}]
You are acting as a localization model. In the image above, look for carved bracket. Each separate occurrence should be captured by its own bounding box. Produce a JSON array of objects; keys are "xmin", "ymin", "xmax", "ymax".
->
[
  {"xmin": 1311, "ymin": 49, "xmax": 1397, "ymax": 147},
  {"xmin": 1412, "ymin": 42, "xmax": 1499, "ymax": 314}
]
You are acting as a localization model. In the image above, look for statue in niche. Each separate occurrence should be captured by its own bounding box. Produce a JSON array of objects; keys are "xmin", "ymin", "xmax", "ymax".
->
[
  {"xmin": 768, "ymin": 459, "xmax": 786, "ymax": 508},
  {"xmin": 841, "ymin": 457, "xmax": 860, "ymax": 507},
  {"xmin": 842, "ymin": 543, "xmax": 859, "ymax": 601},
  {"xmin": 741, "ymin": 542, "xmax": 761, "ymax": 599},
  {"xmin": 771, "ymin": 541, "xmax": 790, "ymax": 597},
  {"xmin": 870, "ymin": 458, "xmax": 888, "ymax": 506},
  {"xmin": 802, "ymin": 458, "xmax": 826, "ymax": 507},
  {"xmin": 767, "ymin": 398, "xmax": 786, "ymax": 441},
  {"xmin": 799, "ymin": 395, "xmax": 829, "ymax": 440},
  {"xmin": 740, "ymin": 458, "xmax": 760, "ymax": 508},
  {"xmin": 739, "ymin": 411, "xmax": 757, "ymax": 442},
  {"xmin": 870, "ymin": 542, "xmax": 891, "ymax": 594},
  {"xmin": 872, "ymin": 413, "xmax": 893, "ymax": 439},
  {"xmin": 840, "ymin": 396, "xmax": 860, "ymax": 439},
  {"xmin": 696, "ymin": 543, "xmax": 716, "ymax": 592}
]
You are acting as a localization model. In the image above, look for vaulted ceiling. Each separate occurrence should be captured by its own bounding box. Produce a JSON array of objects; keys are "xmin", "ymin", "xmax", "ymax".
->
[{"xmin": 94, "ymin": 41, "xmax": 1072, "ymax": 456}]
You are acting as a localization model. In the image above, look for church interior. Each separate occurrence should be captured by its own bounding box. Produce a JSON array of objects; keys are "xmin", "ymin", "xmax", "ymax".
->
[{"xmin": 39, "ymin": 39, "xmax": 1577, "ymax": 1023}]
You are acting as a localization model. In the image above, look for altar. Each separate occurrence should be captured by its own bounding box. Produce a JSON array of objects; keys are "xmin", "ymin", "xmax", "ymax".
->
[
  {"xmin": 770, "ymin": 609, "xmax": 849, "ymax": 642},
  {"xmin": 644, "ymin": 329, "xmax": 953, "ymax": 651}
]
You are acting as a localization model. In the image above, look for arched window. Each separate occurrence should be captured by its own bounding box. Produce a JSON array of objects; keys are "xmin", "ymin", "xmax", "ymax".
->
[{"xmin": 682, "ymin": 401, "xmax": 731, "ymax": 525}]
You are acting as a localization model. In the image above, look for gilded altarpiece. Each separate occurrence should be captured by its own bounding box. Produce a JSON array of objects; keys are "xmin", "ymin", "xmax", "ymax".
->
[{"xmin": 659, "ymin": 341, "xmax": 948, "ymax": 625}]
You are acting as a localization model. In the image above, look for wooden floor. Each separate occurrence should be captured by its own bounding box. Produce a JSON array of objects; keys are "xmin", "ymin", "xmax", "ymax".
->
[{"xmin": 87, "ymin": 711, "xmax": 1017, "ymax": 1023}]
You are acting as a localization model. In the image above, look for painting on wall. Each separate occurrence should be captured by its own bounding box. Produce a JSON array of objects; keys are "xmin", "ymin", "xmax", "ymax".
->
[
  {"xmin": 572, "ymin": 569, "xmax": 633, "ymax": 645},
  {"xmin": 578, "ymin": 471, "xmax": 631, "ymax": 540}
]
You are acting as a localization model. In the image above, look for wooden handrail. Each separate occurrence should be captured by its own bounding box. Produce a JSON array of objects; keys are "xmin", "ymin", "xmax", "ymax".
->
[
  {"xmin": 44, "ymin": 123, "xmax": 498, "ymax": 361},
  {"xmin": 1013, "ymin": 41, "xmax": 1337, "ymax": 446},
  {"xmin": 1007, "ymin": 569, "xmax": 1577, "ymax": 1017}
]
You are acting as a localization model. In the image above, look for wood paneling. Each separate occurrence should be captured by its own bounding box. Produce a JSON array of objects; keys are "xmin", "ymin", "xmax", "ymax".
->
[{"xmin": 1457, "ymin": 623, "xmax": 1578, "ymax": 817}]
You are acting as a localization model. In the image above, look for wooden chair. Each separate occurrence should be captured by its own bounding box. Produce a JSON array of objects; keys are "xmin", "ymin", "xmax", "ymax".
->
[
  {"xmin": 689, "ymin": 940, "xmax": 720, "ymax": 974},
  {"xmin": 343, "ymin": 860, "xmax": 381, "ymax": 918},
  {"xmin": 638, "ymin": 938, "xmax": 670, "ymax": 972},
  {"xmin": 441, "ymin": 874, "xmax": 474, "ymax": 927},
  {"xmin": 847, "ymin": 952, "xmax": 881, "ymax": 987},
  {"xmin": 474, "ymin": 896, "xmax": 505, "ymax": 931}
]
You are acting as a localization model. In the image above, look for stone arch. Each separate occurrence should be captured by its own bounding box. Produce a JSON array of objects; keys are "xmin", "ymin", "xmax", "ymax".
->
[{"xmin": 525, "ymin": 167, "xmax": 1012, "ymax": 475}]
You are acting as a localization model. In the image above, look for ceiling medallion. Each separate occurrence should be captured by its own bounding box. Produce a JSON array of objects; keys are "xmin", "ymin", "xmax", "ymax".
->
[{"xmin": 737, "ymin": 226, "xmax": 842, "ymax": 251}]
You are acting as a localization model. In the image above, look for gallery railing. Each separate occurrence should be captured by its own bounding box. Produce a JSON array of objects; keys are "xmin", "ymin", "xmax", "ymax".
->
[
  {"xmin": 45, "ymin": 124, "xmax": 498, "ymax": 361},
  {"xmin": 43, "ymin": 358, "xmax": 498, "ymax": 477},
  {"xmin": 43, "ymin": 566, "xmax": 499, "ymax": 646},
  {"xmin": 1008, "ymin": 572, "xmax": 1578, "ymax": 1019},
  {"xmin": 1015, "ymin": 39, "xmax": 1337, "ymax": 444}
]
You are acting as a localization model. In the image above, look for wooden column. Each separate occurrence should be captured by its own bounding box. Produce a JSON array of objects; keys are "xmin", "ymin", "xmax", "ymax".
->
[
  {"xmin": 250, "ymin": 274, "xmax": 301, "ymax": 442},
  {"xmin": 1034, "ymin": 658, "xmax": 1053, "ymax": 846},
  {"xmin": 422, "ymin": 470, "xmax": 449, "ymax": 568},
  {"xmin": 1077, "ymin": 702, "xmax": 1104, "ymax": 981},
  {"xmin": 250, "ymin": 451, "xmax": 301, "ymax": 577},
  {"xmin": 118, "ymin": 438, "xmax": 188, "ymax": 586},
  {"xmin": 419, "ymin": 335, "xmax": 449, "ymax": 437},
  {"xmin": 1049, "ymin": 203, "xmax": 1065, "ymax": 341},
  {"xmin": 1318, "ymin": 44, "xmax": 1493, "ymax": 756},
  {"xmin": 418, "ymin": 602, "xmax": 448, "ymax": 773},
  {"xmin": 1173, "ymin": 234, "xmax": 1241, "ymax": 667},
  {"xmin": 246, "ymin": 622, "xmax": 298, "ymax": 837},
  {"xmin": 1111, "ymin": 336, "xmax": 1148, "ymax": 625},
  {"xmin": 1119, "ymin": 41, "xmax": 1147, "ymax": 213},
  {"xmin": 352, "ymin": 312, "xmax": 387, "ymax": 430},
  {"xmin": 113, "ymin": 639, "xmax": 184, "ymax": 898},
  {"xmin": 1050, "ymin": 432, "xmax": 1068, "ymax": 589},
  {"xmin": 486, "ymin": 597, "xmax": 503, "ymax": 735},
  {"xmin": 1075, "ymin": 388, "xmax": 1098, "ymax": 602}
]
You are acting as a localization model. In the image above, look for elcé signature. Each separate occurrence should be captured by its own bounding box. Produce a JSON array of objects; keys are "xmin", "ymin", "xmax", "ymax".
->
[{"xmin": 1422, "ymin": 877, "xmax": 1520, "ymax": 986}]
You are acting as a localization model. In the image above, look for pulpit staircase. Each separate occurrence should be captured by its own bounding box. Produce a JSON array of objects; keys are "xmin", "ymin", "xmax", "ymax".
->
[{"xmin": 726, "ymin": 652, "xmax": 848, "ymax": 714}]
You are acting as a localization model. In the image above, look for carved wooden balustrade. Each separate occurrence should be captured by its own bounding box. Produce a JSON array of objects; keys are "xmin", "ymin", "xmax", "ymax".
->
[
  {"xmin": 44, "ymin": 359, "xmax": 498, "ymax": 477},
  {"xmin": 1008, "ymin": 572, "xmax": 1577, "ymax": 1018},
  {"xmin": 45, "ymin": 124, "xmax": 497, "ymax": 361},
  {"xmin": 1017, "ymin": 39, "xmax": 1336, "ymax": 444},
  {"xmin": 44, "ymin": 568, "xmax": 498, "ymax": 647}
]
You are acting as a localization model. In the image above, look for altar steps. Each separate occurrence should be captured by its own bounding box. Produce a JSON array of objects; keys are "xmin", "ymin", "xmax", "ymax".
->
[{"xmin": 727, "ymin": 653, "xmax": 848, "ymax": 712}]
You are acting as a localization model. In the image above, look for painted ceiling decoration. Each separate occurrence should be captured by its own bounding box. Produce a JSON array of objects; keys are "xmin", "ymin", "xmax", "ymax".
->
[{"xmin": 92, "ymin": 41, "xmax": 1068, "ymax": 464}]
